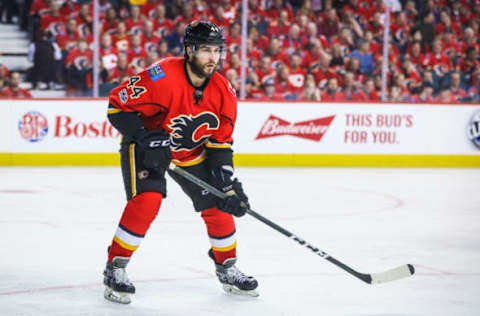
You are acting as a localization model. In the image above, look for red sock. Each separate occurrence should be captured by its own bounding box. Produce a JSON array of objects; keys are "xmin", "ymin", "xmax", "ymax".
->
[
  {"xmin": 108, "ymin": 192, "xmax": 163, "ymax": 261},
  {"xmin": 201, "ymin": 207, "xmax": 236, "ymax": 264}
]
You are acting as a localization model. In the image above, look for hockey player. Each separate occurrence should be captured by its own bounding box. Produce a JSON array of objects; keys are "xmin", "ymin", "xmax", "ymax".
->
[{"xmin": 103, "ymin": 21, "xmax": 258, "ymax": 304}]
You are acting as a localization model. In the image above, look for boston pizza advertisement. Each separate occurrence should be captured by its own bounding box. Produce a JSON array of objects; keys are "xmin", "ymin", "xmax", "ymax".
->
[{"xmin": 4, "ymin": 100, "xmax": 120, "ymax": 153}]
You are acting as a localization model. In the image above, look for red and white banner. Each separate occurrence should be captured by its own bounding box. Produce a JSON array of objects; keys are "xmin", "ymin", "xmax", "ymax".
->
[
  {"xmin": 2, "ymin": 100, "xmax": 120, "ymax": 153},
  {"xmin": 234, "ymin": 102, "xmax": 480, "ymax": 155},
  {"xmin": 0, "ymin": 100, "xmax": 479, "ymax": 155}
]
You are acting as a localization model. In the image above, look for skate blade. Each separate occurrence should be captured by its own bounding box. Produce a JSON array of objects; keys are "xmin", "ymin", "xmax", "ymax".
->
[
  {"xmin": 222, "ymin": 284, "xmax": 259, "ymax": 297},
  {"xmin": 104, "ymin": 287, "xmax": 132, "ymax": 304}
]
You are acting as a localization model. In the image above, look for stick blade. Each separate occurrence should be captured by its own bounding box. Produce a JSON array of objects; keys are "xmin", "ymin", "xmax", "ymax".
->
[{"xmin": 370, "ymin": 264, "xmax": 415, "ymax": 284}]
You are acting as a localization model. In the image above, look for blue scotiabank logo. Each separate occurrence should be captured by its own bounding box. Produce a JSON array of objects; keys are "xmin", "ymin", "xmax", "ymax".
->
[
  {"xmin": 18, "ymin": 111, "xmax": 49, "ymax": 142},
  {"xmin": 467, "ymin": 110, "xmax": 480, "ymax": 150}
]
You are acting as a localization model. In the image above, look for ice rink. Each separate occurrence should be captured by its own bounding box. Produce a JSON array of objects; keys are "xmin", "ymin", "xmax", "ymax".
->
[{"xmin": 0, "ymin": 166, "xmax": 479, "ymax": 316}]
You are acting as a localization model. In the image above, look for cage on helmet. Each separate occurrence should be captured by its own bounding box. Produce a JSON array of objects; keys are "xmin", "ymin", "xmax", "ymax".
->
[{"xmin": 184, "ymin": 21, "xmax": 226, "ymax": 52}]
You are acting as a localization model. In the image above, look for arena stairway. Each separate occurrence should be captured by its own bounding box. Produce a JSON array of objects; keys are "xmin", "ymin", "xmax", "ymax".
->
[{"xmin": 0, "ymin": 23, "xmax": 65, "ymax": 97}]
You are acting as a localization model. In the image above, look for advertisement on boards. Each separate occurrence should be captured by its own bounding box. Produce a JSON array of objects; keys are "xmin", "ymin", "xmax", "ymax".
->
[
  {"xmin": 10, "ymin": 100, "xmax": 120, "ymax": 153},
  {"xmin": 234, "ymin": 102, "xmax": 480, "ymax": 155}
]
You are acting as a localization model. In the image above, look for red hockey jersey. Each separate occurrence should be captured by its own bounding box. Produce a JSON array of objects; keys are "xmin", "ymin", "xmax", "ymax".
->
[{"xmin": 108, "ymin": 57, "xmax": 237, "ymax": 167}]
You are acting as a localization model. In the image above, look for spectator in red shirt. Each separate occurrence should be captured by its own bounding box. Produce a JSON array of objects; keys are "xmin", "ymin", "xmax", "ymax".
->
[
  {"xmin": 74, "ymin": 3, "xmax": 93, "ymax": 38},
  {"xmin": 408, "ymin": 40, "xmax": 426, "ymax": 69},
  {"xmin": 220, "ymin": 0, "xmax": 238, "ymax": 22},
  {"xmin": 125, "ymin": 5, "xmax": 145, "ymax": 36},
  {"xmin": 435, "ymin": 87, "xmax": 458, "ymax": 104},
  {"xmin": 142, "ymin": 20, "xmax": 161, "ymax": 54},
  {"xmin": 211, "ymin": 5, "xmax": 231, "ymax": 29},
  {"xmin": 366, "ymin": 11, "xmax": 384, "ymax": 40},
  {"xmin": 226, "ymin": 21, "xmax": 242, "ymax": 54},
  {"xmin": 318, "ymin": 8, "xmax": 339, "ymax": 40},
  {"xmin": 65, "ymin": 38, "xmax": 92, "ymax": 95},
  {"xmin": 0, "ymin": 72, "xmax": 32, "ymax": 98},
  {"xmin": 424, "ymin": 38, "xmax": 453, "ymax": 79},
  {"xmin": 288, "ymin": 52, "xmax": 307, "ymax": 97},
  {"xmin": 435, "ymin": 10, "xmax": 462, "ymax": 37},
  {"xmin": 459, "ymin": 27, "xmax": 480, "ymax": 55},
  {"xmin": 282, "ymin": 23, "xmax": 302, "ymax": 54},
  {"xmin": 107, "ymin": 52, "xmax": 135, "ymax": 84},
  {"xmin": 102, "ymin": 7, "xmax": 118, "ymax": 35},
  {"xmin": 352, "ymin": 77, "xmax": 380, "ymax": 101},
  {"xmin": 302, "ymin": 38, "xmax": 325, "ymax": 69},
  {"xmin": 266, "ymin": 37, "xmax": 290, "ymax": 68},
  {"xmin": 330, "ymin": 27, "xmax": 354, "ymax": 58},
  {"xmin": 40, "ymin": 1, "xmax": 67, "ymax": 37},
  {"xmin": 174, "ymin": 2, "xmax": 197, "ymax": 25},
  {"xmin": 401, "ymin": 57, "xmax": 423, "ymax": 92},
  {"xmin": 310, "ymin": 53, "xmax": 337, "ymax": 88},
  {"xmin": 321, "ymin": 77, "xmax": 346, "ymax": 101},
  {"xmin": 265, "ymin": 0, "xmax": 293, "ymax": 21},
  {"xmin": 391, "ymin": 11, "xmax": 410, "ymax": 52},
  {"xmin": 409, "ymin": 82, "xmax": 434, "ymax": 103},
  {"xmin": 60, "ymin": 0, "xmax": 80, "ymax": 18},
  {"xmin": 112, "ymin": 21, "xmax": 130, "ymax": 52},
  {"xmin": 56, "ymin": 18, "xmax": 80, "ymax": 54},
  {"xmin": 152, "ymin": 4, "xmax": 175, "ymax": 38},
  {"xmin": 403, "ymin": 0, "xmax": 418, "ymax": 25},
  {"xmin": 128, "ymin": 34, "xmax": 148, "ymax": 66},
  {"xmin": 266, "ymin": 9, "xmax": 290, "ymax": 40},
  {"xmin": 274, "ymin": 64, "xmax": 293, "ymax": 97},
  {"xmin": 99, "ymin": 33, "xmax": 118, "ymax": 71},
  {"xmin": 255, "ymin": 55, "xmax": 275, "ymax": 84},
  {"xmin": 457, "ymin": 47, "xmax": 479, "ymax": 73},
  {"xmin": 29, "ymin": 0, "xmax": 50, "ymax": 19}
]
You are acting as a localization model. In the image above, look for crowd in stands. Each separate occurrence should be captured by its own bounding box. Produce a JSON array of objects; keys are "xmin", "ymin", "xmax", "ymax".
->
[{"xmin": 1, "ymin": 0, "xmax": 480, "ymax": 103}]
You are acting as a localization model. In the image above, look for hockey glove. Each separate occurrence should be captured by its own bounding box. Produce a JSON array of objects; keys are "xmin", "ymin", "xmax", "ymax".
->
[
  {"xmin": 211, "ymin": 166, "xmax": 250, "ymax": 217},
  {"xmin": 135, "ymin": 129, "xmax": 172, "ymax": 174}
]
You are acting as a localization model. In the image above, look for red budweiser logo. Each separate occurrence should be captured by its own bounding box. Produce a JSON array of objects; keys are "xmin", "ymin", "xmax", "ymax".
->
[{"xmin": 256, "ymin": 115, "xmax": 335, "ymax": 141}]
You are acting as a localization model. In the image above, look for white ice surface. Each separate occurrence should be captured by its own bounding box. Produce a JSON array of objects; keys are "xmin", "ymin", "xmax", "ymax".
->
[{"xmin": 0, "ymin": 167, "xmax": 479, "ymax": 316}]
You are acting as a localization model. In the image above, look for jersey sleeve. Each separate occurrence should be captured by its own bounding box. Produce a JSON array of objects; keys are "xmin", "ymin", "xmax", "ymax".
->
[
  {"xmin": 107, "ymin": 66, "xmax": 169, "ymax": 138},
  {"xmin": 108, "ymin": 70, "xmax": 164, "ymax": 116},
  {"xmin": 205, "ymin": 79, "xmax": 238, "ymax": 169}
]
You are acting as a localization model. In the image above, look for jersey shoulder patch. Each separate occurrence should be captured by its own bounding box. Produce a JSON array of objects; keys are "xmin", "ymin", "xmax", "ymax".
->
[{"xmin": 147, "ymin": 64, "xmax": 166, "ymax": 82}]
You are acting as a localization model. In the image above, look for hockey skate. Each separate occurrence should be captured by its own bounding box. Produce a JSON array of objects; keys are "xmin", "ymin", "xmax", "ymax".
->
[
  {"xmin": 209, "ymin": 250, "xmax": 259, "ymax": 297},
  {"xmin": 103, "ymin": 257, "xmax": 135, "ymax": 304}
]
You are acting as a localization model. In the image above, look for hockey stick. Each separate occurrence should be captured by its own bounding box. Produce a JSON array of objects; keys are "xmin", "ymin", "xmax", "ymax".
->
[{"xmin": 168, "ymin": 163, "xmax": 415, "ymax": 284}]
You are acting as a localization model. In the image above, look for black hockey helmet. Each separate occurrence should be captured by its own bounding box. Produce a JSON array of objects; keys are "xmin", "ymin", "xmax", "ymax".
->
[{"xmin": 184, "ymin": 21, "xmax": 225, "ymax": 48}]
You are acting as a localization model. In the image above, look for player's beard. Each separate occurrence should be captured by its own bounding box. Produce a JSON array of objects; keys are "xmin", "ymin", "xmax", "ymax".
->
[{"xmin": 189, "ymin": 56, "xmax": 218, "ymax": 79}]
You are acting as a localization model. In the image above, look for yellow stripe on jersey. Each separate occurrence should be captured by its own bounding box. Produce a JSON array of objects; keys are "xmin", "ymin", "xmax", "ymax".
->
[
  {"xmin": 113, "ymin": 236, "xmax": 139, "ymax": 251},
  {"xmin": 172, "ymin": 151, "xmax": 206, "ymax": 167},
  {"xmin": 212, "ymin": 241, "xmax": 237, "ymax": 252},
  {"xmin": 205, "ymin": 142, "xmax": 232, "ymax": 149},
  {"xmin": 129, "ymin": 144, "xmax": 136, "ymax": 198},
  {"xmin": 107, "ymin": 108, "xmax": 122, "ymax": 114}
]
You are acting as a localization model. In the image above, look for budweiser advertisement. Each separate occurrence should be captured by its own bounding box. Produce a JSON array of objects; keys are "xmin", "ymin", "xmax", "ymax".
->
[
  {"xmin": 256, "ymin": 114, "xmax": 335, "ymax": 142},
  {"xmin": 234, "ymin": 102, "xmax": 480, "ymax": 155}
]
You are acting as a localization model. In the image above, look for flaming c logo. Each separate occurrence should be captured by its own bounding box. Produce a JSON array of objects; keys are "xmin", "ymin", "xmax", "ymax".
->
[{"xmin": 168, "ymin": 112, "xmax": 219, "ymax": 151}]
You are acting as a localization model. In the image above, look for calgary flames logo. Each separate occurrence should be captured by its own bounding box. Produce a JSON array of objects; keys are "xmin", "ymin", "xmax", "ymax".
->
[{"xmin": 168, "ymin": 112, "xmax": 219, "ymax": 151}]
